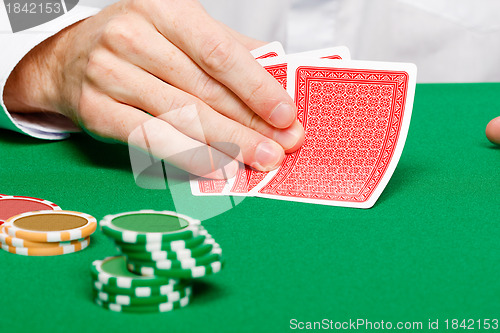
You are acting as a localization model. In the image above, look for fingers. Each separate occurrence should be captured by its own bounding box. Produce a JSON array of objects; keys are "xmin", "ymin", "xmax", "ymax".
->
[
  {"xmin": 78, "ymin": 86, "xmax": 239, "ymax": 179},
  {"xmin": 99, "ymin": 17, "xmax": 304, "ymax": 152},
  {"xmin": 85, "ymin": 51, "xmax": 285, "ymax": 171},
  {"xmin": 142, "ymin": 0, "xmax": 297, "ymax": 129},
  {"xmin": 486, "ymin": 116, "xmax": 500, "ymax": 145}
]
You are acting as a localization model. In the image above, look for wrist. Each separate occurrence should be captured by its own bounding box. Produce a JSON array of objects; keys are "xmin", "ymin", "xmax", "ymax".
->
[
  {"xmin": 3, "ymin": 37, "xmax": 57, "ymax": 114},
  {"xmin": 3, "ymin": 20, "xmax": 84, "ymax": 117}
]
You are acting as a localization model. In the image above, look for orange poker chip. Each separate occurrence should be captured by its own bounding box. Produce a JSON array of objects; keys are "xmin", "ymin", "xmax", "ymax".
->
[
  {"xmin": 4, "ymin": 210, "xmax": 97, "ymax": 242},
  {"xmin": 1, "ymin": 237, "xmax": 90, "ymax": 256},
  {"xmin": 0, "ymin": 225, "xmax": 87, "ymax": 248}
]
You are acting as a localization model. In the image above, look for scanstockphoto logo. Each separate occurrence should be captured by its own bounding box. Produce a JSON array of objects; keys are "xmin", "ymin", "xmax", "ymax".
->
[{"xmin": 3, "ymin": 0, "xmax": 79, "ymax": 33}]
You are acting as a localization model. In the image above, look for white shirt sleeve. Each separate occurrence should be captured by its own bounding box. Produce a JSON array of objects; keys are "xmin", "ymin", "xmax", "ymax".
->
[{"xmin": 0, "ymin": 5, "xmax": 100, "ymax": 140}]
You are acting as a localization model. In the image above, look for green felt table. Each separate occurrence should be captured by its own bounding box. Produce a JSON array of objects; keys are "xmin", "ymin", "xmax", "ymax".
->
[{"xmin": 0, "ymin": 83, "xmax": 499, "ymax": 333}]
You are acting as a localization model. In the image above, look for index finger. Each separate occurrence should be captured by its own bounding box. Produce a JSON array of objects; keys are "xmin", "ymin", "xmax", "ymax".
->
[{"xmin": 140, "ymin": 0, "xmax": 297, "ymax": 129}]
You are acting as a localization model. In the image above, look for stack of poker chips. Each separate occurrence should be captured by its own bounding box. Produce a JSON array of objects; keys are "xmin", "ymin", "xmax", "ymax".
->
[
  {"xmin": 93, "ymin": 210, "xmax": 223, "ymax": 313},
  {"xmin": 91, "ymin": 256, "xmax": 192, "ymax": 313},
  {"xmin": 0, "ymin": 195, "xmax": 97, "ymax": 256}
]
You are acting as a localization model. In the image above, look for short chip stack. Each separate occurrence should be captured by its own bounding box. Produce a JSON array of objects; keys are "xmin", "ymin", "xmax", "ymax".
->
[
  {"xmin": 0, "ymin": 210, "xmax": 97, "ymax": 256},
  {"xmin": 91, "ymin": 256, "xmax": 192, "ymax": 313},
  {"xmin": 94, "ymin": 210, "xmax": 224, "ymax": 313}
]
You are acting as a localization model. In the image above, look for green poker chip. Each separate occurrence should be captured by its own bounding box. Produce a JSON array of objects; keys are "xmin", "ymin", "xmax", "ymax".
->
[
  {"xmin": 91, "ymin": 256, "xmax": 172, "ymax": 288},
  {"xmin": 94, "ymin": 294, "xmax": 190, "ymax": 313},
  {"xmin": 93, "ymin": 287, "xmax": 191, "ymax": 306},
  {"xmin": 100, "ymin": 210, "xmax": 201, "ymax": 244},
  {"xmin": 123, "ymin": 242, "xmax": 220, "ymax": 262},
  {"xmin": 127, "ymin": 252, "xmax": 223, "ymax": 270},
  {"xmin": 128, "ymin": 259, "xmax": 225, "ymax": 279},
  {"xmin": 93, "ymin": 279, "xmax": 189, "ymax": 298},
  {"xmin": 115, "ymin": 233, "xmax": 209, "ymax": 253}
]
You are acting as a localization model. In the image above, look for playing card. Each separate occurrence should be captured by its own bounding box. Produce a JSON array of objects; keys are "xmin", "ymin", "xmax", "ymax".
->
[
  {"xmin": 250, "ymin": 41, "xmax": 286, "ymax": 59},
  {"xmin": 190, "ymin": 177, "xmax": 230, "ymax": 196},
  {"xmin": 257, "ymin": 56, "xmax": 288, "ymax": 88},
  {"xmin": 230, "ymin": 49, "xmax": 348, "ymax": 195},
  {"xmin": 253, "ymin": 59, "xmax": 417, "ymax": 208},
  {"xmin": 190, "ymin": 143, "xmax": 244, "ymax": 196},
  {"xmin": 256, "ymin": 45, "xmax": 350, "ymax": 88}
]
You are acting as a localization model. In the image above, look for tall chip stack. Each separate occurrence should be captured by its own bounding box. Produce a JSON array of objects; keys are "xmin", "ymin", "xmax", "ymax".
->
[{"xmin": 92, "ymin": 210, "xmax": 224, "ymax": 313}]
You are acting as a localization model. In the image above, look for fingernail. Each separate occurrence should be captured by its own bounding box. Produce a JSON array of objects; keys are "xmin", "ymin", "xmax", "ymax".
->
[
  {"xmin": 273, "ymin": 127, "xmax": 302, "ymax": 150},
  {"xmin": 253, "ymin": 141, "xmax": 283, "ymax": 170},
  {"xmin": 269, "ymin": 103, "xmax": 296, "ymax": 128}
]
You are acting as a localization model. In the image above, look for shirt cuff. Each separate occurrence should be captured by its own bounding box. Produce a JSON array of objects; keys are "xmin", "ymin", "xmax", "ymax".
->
[{"xmin": 0, "ymin": 5, "xmax": 100, "ymax": 140}]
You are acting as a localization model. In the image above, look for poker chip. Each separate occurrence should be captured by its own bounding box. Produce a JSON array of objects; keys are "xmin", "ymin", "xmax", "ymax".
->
[
  {"xmin": 126, "ymin": 244, "xmax": 222, "ymax": 264},
  {"xmin": 128, "ymin": 260, "xmax": 224, "ymax": 279},
  {"xmin": 124, "ymin": 241, "xmax": 220, "ymax": 262},
  {"xmin": 93, "ymin": 280, "xmax": 188, "ymax": 298},
  {"xmin": 1, "ymin": 237, "xmax": 90, "ymax": 256},
  {"xmin": 93, "ymin": 286, "xmax": 191, "ymax": 306},
  {"xmin": 94, "ymin": 294, "xmax": 190, "ymax": 313},
  {"xmin": 100, "ymin": 210, "xmax": 202, "ymax": 244},
  {"xmin": 0, "ymin": 196, "xmax": 96, "ymax": 256},
  {"xmin": 94, "ymin": 211, "xmax": 224, "ymax": 313},
  {"xmin": 0, "ymin": 195, "xmax": 61, "ymax": 223},
  {"xmin": 91, "ymin": 256, "xmax": 173, "ymax": 288},
  {"xmin": 127, "ymin": 252, "xmax": 223, "ymax": 270},
  {"xmin": 4, "ymin": 210, "xmax": 97, "ymax": 242},
  {"xmin": 115, "ymin": 232, "xmax": 211, "ymax": 253},
  {"xmin": 0, "ymin": 225, "xmax": 86, "ymax": 248}
]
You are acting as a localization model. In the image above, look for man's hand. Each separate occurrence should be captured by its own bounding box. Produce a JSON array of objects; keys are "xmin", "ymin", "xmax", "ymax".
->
[{"xmin": 3, "ymin": 0, "xmax": 304, "ymax": 178}]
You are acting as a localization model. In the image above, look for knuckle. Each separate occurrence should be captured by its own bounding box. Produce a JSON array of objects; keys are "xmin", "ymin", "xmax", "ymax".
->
[
  {"xmin": 186, "ymin": 145, "xmax": 208, "ymax": 169},
  {"xmin": 154, "ymin": 90, "xmax": 178, "ymax": 116},
  {"xmin": 101, "ymin": 17, "xmax": 137, "ymax": 52},
  {"xmin": 127, "ymin": 0, "xmax": 142, "ymax": 10},
  {"xmin": 138, "ymin": 119, "xmax": 168, "ymax": 150},
  {"xmin": 129, "ymin": 0, "xmax": 158, "ymax": 12},
  {"xmin": 199, "ymin": 37, "xmax": 236, "ymax": 73},
  {"xmin": 173, "ymin": 104, "xmax": 202, "ymax": 133},
  {"xmin": 241, "ymin": 79, "xmax": 267, "ymax": 105},
  {"xmin": 161, "ymin": 102, "xmax": 202, "ymax": 134},
  {"xmin": 85, "ymin": 50, "xmax": 110, "ymax": 82},
  {"xmin": 215, "ymin": 125, "xmax": 241, "ymax": 149},
  {"xmin": 195, "ymin": 74, "xmax": 224, "ymax": 104},
  {"xmin": 134, "ymin": 83, "xmax": 154, "ymax": 108},
  {"xmin": 245, "ymin": 112, "xmax": 263, "ymax": 132}
]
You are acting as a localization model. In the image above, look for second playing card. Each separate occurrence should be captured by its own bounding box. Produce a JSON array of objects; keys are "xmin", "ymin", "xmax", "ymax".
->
[
  {"xmin": 253, "ymin": 59, "xmax": 417, "ymax": 208},
  {"xmin": 250, "ymin": 41, "xmax": 286, "ymax": 59}
]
